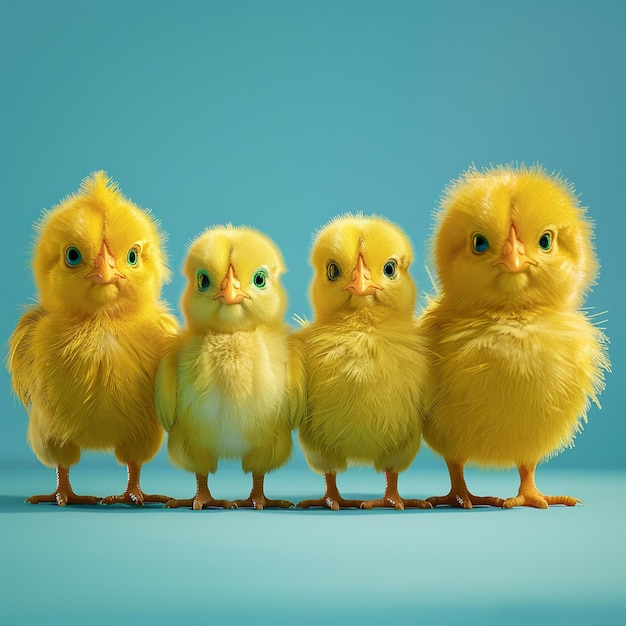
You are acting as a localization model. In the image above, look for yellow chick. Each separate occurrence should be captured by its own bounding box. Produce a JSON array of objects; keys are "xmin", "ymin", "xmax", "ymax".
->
[
  {"xmin": 297, "ymin": 214, "xmax": 431, "ymax": 510},
  {"xmin": 155, "ymin": 225, "xmax": 305, "ymax": 510},
  {"xmin": 8, "ymin": 172, "xmax": 178, "ymax": 506},
  {"xmin": 421, "ymin": 165, "xmax": 609, "ymax": 508}
]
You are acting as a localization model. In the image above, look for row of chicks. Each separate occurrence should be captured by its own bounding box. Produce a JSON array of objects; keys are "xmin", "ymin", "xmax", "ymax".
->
[{"xmin": 8, "ymin": 166, "xmax": 609, "ymax": 510}]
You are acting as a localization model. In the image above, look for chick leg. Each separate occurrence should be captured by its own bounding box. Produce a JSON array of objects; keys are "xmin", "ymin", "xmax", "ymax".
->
[
  {"xmin": 166, "ymin": 473, "xmax": 237, "ymax": 510},
  {"xmin": 235, "ymin": 474, "xmax": 293, "ymax": 510},
  {"xmin": 361, "ymin": 470, "xmax": 432, "ymax": 510},
  {"xmin": 427, "ymin": 461, "xmax": 504, "ymax": 509},
  {"xmin": 101, "ymin": 462, "xmax": 170, "ymax": 506},
  {"xmin": 297, "ymin": 472, "xmax": 363, "ymax": 510},
  {"xmin": 503, "ymin": 464, "xmax": 581, "ymax": 509},
  {"xmin": 27, "ymin": 465, "xmax": 100, "ymax": 506}
]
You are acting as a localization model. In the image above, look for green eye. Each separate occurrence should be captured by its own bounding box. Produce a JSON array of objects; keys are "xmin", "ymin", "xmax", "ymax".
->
[
  {"xmin": 326, "ymin": 261, "xmax": 340, "ymax": 281},
  {"xmin": 383, "ymin": 259, "xmax": 397, "ymax": 279},
  {"xmin": 127, "ymin": 245, "xmax": 140, "ymax": 266},
  {"xmin": 472, "ymin": 233, "xmax": 489, "ymax": 254},
  {"xmin": 253, "ymin": 269, "xmax": 267, "ymax": 289},
  {"xmin": 539, "ymin": 231, "xmax": 553, "ymax": 251},
  {"xmin": 64, "ymin": 246, "xmax": 82, "ymax": 267},
  {"xmin": 197, "ymin": 270, "xmax": 210, "ymax": 291}
]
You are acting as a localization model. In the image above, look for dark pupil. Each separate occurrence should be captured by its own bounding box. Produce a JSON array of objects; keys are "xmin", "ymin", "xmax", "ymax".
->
[
  {"xmin": 200, "ymin": 274, "xmax": 209, "ymax": 289},
  {"xmin": 255, "ymin": 274, "xmax": 264, "ymax": 286},
  {"xmin": 329, "ymin": 264, "xmax": 338, "ymax": 278},
  {"xmin": 129, "ymin": 250, "xmax": 136, "ymax": 263},
  {"xmin": 540, "ymin": 235, "xmax": 550, "ymax": 248},
  {"xmin": 476, "ymin": 236, "xmax": 486, "ymax": 248},
  {"xmin": 68, "ymin": 249, "xmax": 79, "ymax": 262},
  {"xmin": 385, "ymin": 263, "xmax": 394, "ymax": 276}
]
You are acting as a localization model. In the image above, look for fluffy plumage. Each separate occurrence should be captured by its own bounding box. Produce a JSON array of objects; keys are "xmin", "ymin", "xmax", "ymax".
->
[
  {"xmin": 155, "ymin": 225, "xmax": 305, "ymax": 510},
  {"xmin": 421, "ymin": 165, "xmax": 610, "ymax": 508},
  {"xmin": 8, "ymin": 171, "xmax": 177, "ymax": 505},
  {"xmin": 297, "ymin": 214, "xmax": 431, "ymax": 510}
]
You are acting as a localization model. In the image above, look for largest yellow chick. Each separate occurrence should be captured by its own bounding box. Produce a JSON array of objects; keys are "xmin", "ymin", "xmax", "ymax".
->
[
  {"xmin": 8, "ymin": 172, "xmax": 178, "ymax": 505},
  {"xmin": 298, "ymin": 214, "xmax": 431, "ymax": 510},
  {"xmin": 156, "ymin": 225, "xmax": 305, "ymax": 510},
  {"xmin": 421, "ymin": 165, "xmax": 609, "ymax": 508}
]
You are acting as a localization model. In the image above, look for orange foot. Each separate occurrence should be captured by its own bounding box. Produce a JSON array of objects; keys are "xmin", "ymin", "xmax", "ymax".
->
[
  {"xmin": 165, "ymin": 474, "xmax": 236, "ymax": 510},
  {"xmin": 361, "ymin": 470, "xmax": 432, "ymax": 510},
  {"xmin": 503, "ymin": 465, "xmax": 581, "ymax": 509},
  {"xmin": 27, "ymin": 489, "xmax": 100, "ymax": 506},
  {"xmin": 235, "ymin": 474, "xmax": 293, "ymax": 509},
  {"xmin": 427, "ymin": 462, "xmax": 504, "ymax": 509},
  {"xmin": 101, "ymin": 462, "xmax": 169, "ymax": 506},
  {"xmin": 26, "ymin": 466, "xmax": 100, "ymax": 506},
  {"xmin": 101, "ymin": 489, "xmax": 170, "ymax": 506},
  {"xmin": 165, "ymin": 493, "xmax": 237, "ymax": 510},
  {"xmin": 297, "ymin": 472, "xmax": 362, "ymax": 510}
]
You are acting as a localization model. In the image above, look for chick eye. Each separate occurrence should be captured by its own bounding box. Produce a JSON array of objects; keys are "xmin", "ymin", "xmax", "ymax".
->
[
  {"xmin": 252, "ymin": 269, "xmax": 268, "ymax": 289},
  {"xmin": 64, "ymin": 246, "xmax": 82, "ymax": 267},
  {"xmin": 539, "ymin": 231, "xmax": 554, "ymax": 252},
  {"xmin": 127, "ymin": 245, "xmax": 140, "ymax": 266},
  {"xmin": 197, "ymin": 270, "xmax": 210, "ymax": 291},
  {"xmin": 472, "ymin": 234, "xmax": 489, "ymax": 254},
  {"xmin": 383, "ymin": 259, "xmax": 398, "ymax": 279},
  {"xmin": 326, "ymin": 261, "xmax": 341, "ymax": 281}
]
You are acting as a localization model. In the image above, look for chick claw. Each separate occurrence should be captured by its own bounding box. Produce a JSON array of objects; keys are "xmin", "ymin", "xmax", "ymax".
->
[
  {"xmin": 361, "ymin": 496, "xmax": 432, "ymax": 511},
  {"xmin": 101, "ymin": 489, "xmax": 170, "ymax": 506},
  {"xmin": 426, "ymin": 492, "xmax": 505, "ymax": 509},
  {"xmin": 503, "ymin": 491, "xmax": 581, "ymax": 509},
  {"xmin": 165, "ymin": 496, "xmax": 237, "ymax": 510},
  {"xmin": 297, "ymin": 495, "xmax": 364, "ymax": 511},
  {"xmin": 235, "ymin": 497, "xmax": 294, "ymax": 510},
  {"xmin": 26, "ymin": 490, "xmax": 100, "ymax": 507}
]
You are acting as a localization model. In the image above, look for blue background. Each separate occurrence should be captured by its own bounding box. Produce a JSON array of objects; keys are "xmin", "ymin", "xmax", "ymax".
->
[{"xmin": 1, "ymin": 1, "xmax": 624, "ymax": 624}]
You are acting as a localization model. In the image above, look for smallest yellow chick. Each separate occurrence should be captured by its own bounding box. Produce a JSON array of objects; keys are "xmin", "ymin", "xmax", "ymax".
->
[{"xmin": 156, "ymin": 225, "xmax": 305, "ymax": 509}]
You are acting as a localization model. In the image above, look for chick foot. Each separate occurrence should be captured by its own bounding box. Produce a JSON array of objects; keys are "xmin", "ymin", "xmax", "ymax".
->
[
  {"xmin": 503, "ymin": 465, "xmax": 581, "ymax": 509},
  {"xmin": 427, "ymin": 462, "xmax": 504, "ymax": 509},
  {"xmin": 27, "ymin": 466, "xmax": 100, "ymax": 506},
  {"xmin": 235, "ymin": 474, "xmax": 293, "ymax": 510},
  {"xmin": 101, "ymin": 462, "xmax": 170, "ymax": 506},
  {"xmin": 361, "ymin": 470, "xmax": 432, "ymax": 510},
  {"xmin": 298, "ymin": 472, "xmax": 363, "ymax": 510},
  {"xmin": 165, "ymin": 473, "xmax": 236, "ymax": 510}
]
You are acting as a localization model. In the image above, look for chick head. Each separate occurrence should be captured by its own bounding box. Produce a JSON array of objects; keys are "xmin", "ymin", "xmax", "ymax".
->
[
  {"xmin": 33, "ymin": 171, "xmax": 170, "ymax": 318},
  {"xmin": 310, "ymin": 213, "xmax": 416, "ymax": 322},
  {"xmin": 182, "ymin": 225, "xmax": 287, "ymax": 333}
]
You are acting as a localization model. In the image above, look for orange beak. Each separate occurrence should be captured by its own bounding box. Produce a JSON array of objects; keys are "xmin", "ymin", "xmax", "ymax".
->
[
  {"xmin": 87, "ymin": 240, "xmax": 124, "ymax": 284},
  {"xmin": 213, "ymin": 264, "xmax": 250, "ymax": 305},
  {"xmin": 492, "ymin": 225, "xmax": 537, "ymax": 273},
  {"xmin": 343, "ymin": 254, "xmax": 382, "ymax": 296}
]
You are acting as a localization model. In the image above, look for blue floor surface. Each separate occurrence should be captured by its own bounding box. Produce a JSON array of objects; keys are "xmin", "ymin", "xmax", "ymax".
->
[{"xmin": 1, "ymin": 461, "xmax": 625, "ymax": 625}]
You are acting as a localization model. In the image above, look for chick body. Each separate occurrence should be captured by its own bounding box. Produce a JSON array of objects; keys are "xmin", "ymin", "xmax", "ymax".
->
[
  {"xmin": 422, "ymin": 165, "xmax": 609, "ymax": 508},
  {"xmin": 8, "ymin": 172, "xmax": 177, "ymax": 505},
  {"xmin": 298, "ymin": 214, "xmax": 430, "ymax": 510},
  {"xmin": 156, "ymin": 226, "xmax": 304, "ymax": 510}
]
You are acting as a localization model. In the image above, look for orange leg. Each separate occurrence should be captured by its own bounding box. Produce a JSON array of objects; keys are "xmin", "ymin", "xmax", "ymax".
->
[
  {"xmin": 427, "ymin": 461, "xmax": 504, "ymax": 509},
  {"xmin": 102, "ymin": 462, "xmax": 170, "ymax": 506},
  {"xmin": 503, "ymin": 464, "xmax": 581, "ymax": 509},
  {"xmin": 235, "ymin": 474, "xmax": 293, "ymax": 510},
  {"xmin": 361, "ymin": 470, "xmax": 432, "ymax": 510},
  {"xmin": 298, "ymin": 472, "xmax": 363, "ymax": 510},
  {"xmin": 27, "ymin": 465, "xmax": 100, "ymax": 506},
  {"xmin": 166, "ymin": 473, "xmax": 236, "ymax": 510}
]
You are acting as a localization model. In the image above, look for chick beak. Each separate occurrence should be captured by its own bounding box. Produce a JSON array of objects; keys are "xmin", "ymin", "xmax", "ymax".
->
[
  {"xmin": 343, "ymin": 254, "xmax": 382, "ymax": 296},
  {"xmin": 213, "ymin": 264, "xmax": 250, "ymax": 305},
  {"xmin": 87, "ymin": 240, "xmax": 124, "ymax": 284},
  {"xmin": 492, "ymin": 225, "xmax": 537, "ymax": 273}
]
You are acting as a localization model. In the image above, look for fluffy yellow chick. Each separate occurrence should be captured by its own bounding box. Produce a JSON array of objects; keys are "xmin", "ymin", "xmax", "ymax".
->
[
  {"xmin": 297, "ymin": 214, "xmax": 431, "ymax": 510},
  {"xmin": 8, "ymin": 172, "xmax": 178, "ymax": 506},
  {"xmin": 156, "ymin": 225, "xmax": 305, "ymax": 510},
  {"xmin": 421, "ymin": 165, "xmax": 609, "ymax": 508}
]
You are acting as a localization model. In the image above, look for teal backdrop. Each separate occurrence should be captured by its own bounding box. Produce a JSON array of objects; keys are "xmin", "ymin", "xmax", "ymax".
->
[{"xmin": 1, "ymin": 0, "xmax": 623, "ymax": 470}]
